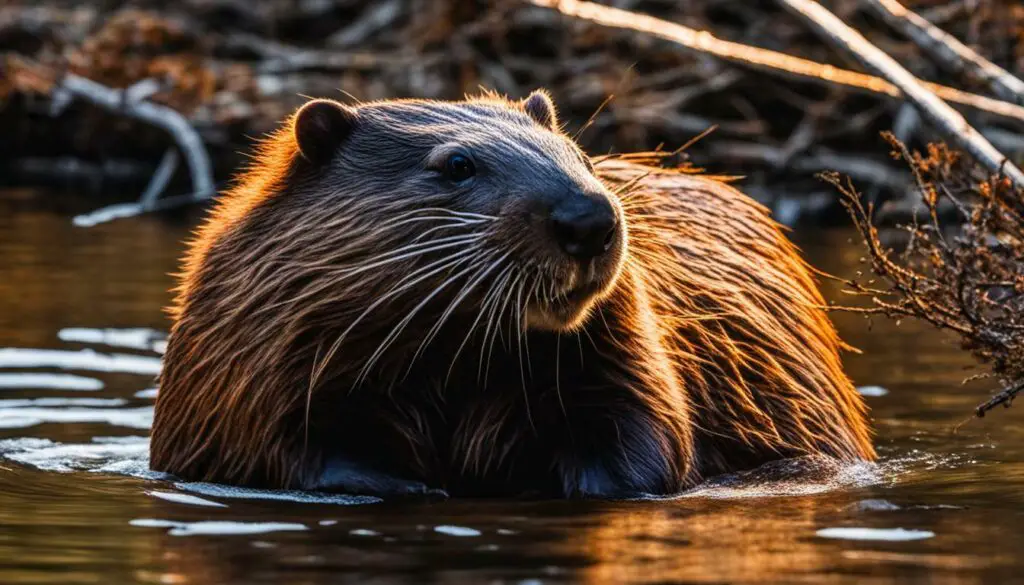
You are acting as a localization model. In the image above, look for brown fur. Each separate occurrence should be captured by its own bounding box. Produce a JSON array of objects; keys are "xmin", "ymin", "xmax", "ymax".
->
[{"xmin": 150, "ymin": 94, "xmax": 873, "ymax": 497}]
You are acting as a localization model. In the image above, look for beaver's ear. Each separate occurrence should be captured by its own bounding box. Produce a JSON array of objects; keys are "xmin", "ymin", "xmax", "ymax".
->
[
  {"xmin": 523, "ymin": 89, "xmax": 558, "ymax": 131},
  {"xmin": 294, "ymin": 99, "xmax": 357, "ymax": 165}
]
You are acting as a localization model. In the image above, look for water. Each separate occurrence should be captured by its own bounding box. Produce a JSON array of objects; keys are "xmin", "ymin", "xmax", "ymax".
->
[{"xmin": 2, "ymin": 195, "xmax": 1024, "ymax": 584}]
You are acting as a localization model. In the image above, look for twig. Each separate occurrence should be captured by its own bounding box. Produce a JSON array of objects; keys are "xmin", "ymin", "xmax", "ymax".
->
[
  {"xmin": 976, "ymin": 380, "xmax": 1024, "ymax": 417},
  {"xmin": 774, "ymin": 0, "xmax": 1024, "ymax": 190},
  {"xmin": 526, "ymin": 0, "xmax": 1024, "ymax": 127},
  {"xmin": 862, "ymin": 0, "xmax": 1024, "ymax": 106}
]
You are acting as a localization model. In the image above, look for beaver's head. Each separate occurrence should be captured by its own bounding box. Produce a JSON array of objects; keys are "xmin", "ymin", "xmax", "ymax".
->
[{"xmin": 289, "ymin": 91, "xmax": 626, "ymax": 332}]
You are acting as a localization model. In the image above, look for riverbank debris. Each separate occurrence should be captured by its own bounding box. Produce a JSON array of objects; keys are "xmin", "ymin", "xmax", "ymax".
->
[{"xmin": 831, "ymin": 135, "xmax": 1024, "ymax": 417}]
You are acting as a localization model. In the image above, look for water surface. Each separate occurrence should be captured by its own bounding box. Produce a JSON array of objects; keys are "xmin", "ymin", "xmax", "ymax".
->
[{"xmin": 1, "ymin": 195, "xmax": 1022, "ymax": 584}]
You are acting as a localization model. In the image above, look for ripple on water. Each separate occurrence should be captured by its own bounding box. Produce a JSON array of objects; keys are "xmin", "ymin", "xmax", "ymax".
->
[
  {"xmin": 0, "ymin": 373, "xmax": 105, "ymax": 391},
  {"xmin": 0, "ymin": 436, "xmax": 157, "ymax": 476},
  {"xmin": 175, "ymin": 481, "xmax": 381, "ymax": 506},
  {"xmin": 130, "ymin": 518, "xmax": 308, "ymax": 536},
  {"xmin": 147, "ymin": 490, "xmax": 228, "ymax": 508},
  {"xmin": 816, "ymin": 527, "xmax": 935, "ymax": 541},
  {"xmin": 857, "ymin": 385, "xmax": 889, "ymax": 397},
  {"xmin": 134, "ymin": 388, "xmax": 159, "ymax": 399},
  {"xmin": 0, "ymin": 436, "xmax": 380, "ymax": 505},
  {"xmin": 434, "ymin": 525, "xmax": 482, "ymax": 537},
  {"xmin": 0, "ymin": 406, "xmax": 153, "ymax": 430},
  {"xmin": 0, "ymin": 348, "xmax": 162, "ymax": 376},
  {"xmin": 58, "ymin": 328, "xmax": 167, "ymax": 354}
]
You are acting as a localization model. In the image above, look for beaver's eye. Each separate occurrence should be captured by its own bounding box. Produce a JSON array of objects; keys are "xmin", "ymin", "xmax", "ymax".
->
[{"xmin": 445, "ymin": 154, "xmax": 475, "ymax": 183}]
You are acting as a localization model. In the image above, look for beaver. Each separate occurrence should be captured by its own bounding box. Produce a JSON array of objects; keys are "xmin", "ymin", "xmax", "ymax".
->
[{"xmin": 150, "ymin": 90, "xmax": 874, "ymax": 497}]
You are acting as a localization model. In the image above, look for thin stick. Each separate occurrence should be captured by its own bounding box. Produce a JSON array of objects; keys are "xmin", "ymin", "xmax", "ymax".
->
[
  {"xmin": 526, "ymin": 0, "xmax": 1024, "ymax": 126},
  {"xmin": 138, "ymin": 148, "xmax": 179, "ymax": 208},
  {"xmin": 774, "ymin": 0, "xmax": 1024, "ymax": 189},
  {"xmin": 862, "ymin": 0, "xmax": 1024, "ymax": 107},
  {"xmin": 976, "ymin": 380, "xmax": 1024, "ymax": 417}
]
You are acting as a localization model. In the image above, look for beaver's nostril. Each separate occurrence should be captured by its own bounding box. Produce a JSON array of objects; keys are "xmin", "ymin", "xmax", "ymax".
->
[{"xmin": 549, "ymin": 198, "xmax": 617, "ymax": 260}]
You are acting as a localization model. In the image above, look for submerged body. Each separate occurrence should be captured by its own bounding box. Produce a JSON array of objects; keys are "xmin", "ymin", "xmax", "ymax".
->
[{"xmin": 150, "ymin": 92, "xmax": 873, "ymax": 497}]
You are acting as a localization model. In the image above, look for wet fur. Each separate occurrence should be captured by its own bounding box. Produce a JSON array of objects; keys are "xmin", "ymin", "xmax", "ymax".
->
[{"xmin": 150, "ymin": 95, "xmax": 873, "ymax": 497}]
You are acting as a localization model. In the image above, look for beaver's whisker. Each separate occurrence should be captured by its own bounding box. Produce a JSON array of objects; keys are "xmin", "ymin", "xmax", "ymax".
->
[
  {"xmin": 354, "ymin": 252, "xmax": 492, "ymax": 387},
  {"xmin": 340, "ymin": 206, "xmax": 494, "ymax": 229},
  {"xmin": 259, "ymin": 235, "xmax": 483, "ymax": 315},
  {"xmin": 513, "ymin": 276, "xmax": 535, "ymax": 431},
  {"xmin": 411, "ymin": 222, "xmax": 488, "ymax": 244},
  {"xmin": 411, "ymin": 250, "xmax": 511, "ymax": 374},
  {"xmin": 580, "ymin": 323, "xmax": 599, "ymax": 353},
  {"xmin": 555, "ymin": 333, "xmax": 569, "ymax": 428},
  {"xmin": 612, "ymin": 172, "xmax": 650, "ymax": 198},
  {"xmin": 480, "ymin": 270, "xmax": 521, "ymax": 386},
  {"xmin": 388, "ymin": 208, "xmax": 498, "ymax": 222},
  {"xmin": 575, "ymin": 329, "xmax": 586, "ymax": 367},
  {"xmin": 440, "ymin": 258, "xmax": 515, "ymax": 387},
  {"xmin": 473, "ymin": 266, "xmax": 514, "ymax": 384},
  {"xmin": 310, "ymin": 248, "xmax": 477, "ymax": 389},
  {"xmin": 344, "ymin": 233, "xmax": 483, "ymax": 267},
  {"xmin": 289, "ymin": 232, "xmax": 482, "ymax": 274},
  {"xmin": 522, "ymin": 275, "xmax": 542, "ymax": 378}
]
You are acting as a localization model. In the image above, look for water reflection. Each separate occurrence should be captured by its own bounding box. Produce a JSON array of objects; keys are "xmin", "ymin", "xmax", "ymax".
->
[{"xmin": 1, "ymin": 201, "xmax": 1024, "ymax": 584}]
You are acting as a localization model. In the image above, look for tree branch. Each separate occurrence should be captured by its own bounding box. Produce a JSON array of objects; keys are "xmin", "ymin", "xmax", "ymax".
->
[
  {"xmin": 862, "ymin": 0, "xmax": 1024, "ymax": 107},
  {"xmin": 526, "ymin": 0, "xmax": 1024, "ymax": 127},
  {"xmin": 774, "ymin": 0, "xmax": 1024, "ymax": 190}
]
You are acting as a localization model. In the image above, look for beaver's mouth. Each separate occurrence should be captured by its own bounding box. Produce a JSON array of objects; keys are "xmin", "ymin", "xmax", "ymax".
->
[{"xmin": 526, "ymin": 277, "xmax": 611, "ymax": 332}]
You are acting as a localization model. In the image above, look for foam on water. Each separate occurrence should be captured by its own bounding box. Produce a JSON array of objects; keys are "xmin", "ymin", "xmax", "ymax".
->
[
  {"xmin": 666, "ymin": 456, "xmax": 883, "ymax": 499},
  {"xmin": 0, "ymin": 373, "xmax": 106, "ymax": 391},
  {"xmin": 0, "ymin": 348, "xmax": 162, "ymax": 376},
  {"xmin": 58, "ymin": 328, "xmax": 167, "ymax": 354}
]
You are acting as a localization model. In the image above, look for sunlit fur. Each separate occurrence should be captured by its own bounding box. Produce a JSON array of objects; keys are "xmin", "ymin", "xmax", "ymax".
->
[{"xmin": 151, "ymin": 94, "xmax": 873, "ymax": 496}]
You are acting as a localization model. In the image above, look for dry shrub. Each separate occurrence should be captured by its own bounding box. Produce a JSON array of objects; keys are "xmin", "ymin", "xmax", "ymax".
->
[{"xmin": 827, "ymin": 134, "xmax": 1024, "ymax": 416}]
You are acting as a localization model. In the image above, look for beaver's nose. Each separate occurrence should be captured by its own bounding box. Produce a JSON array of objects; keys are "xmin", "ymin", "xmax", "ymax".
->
[{"xmin": 549, "ymin": 194, "xmax": 618, "ymax": 260}]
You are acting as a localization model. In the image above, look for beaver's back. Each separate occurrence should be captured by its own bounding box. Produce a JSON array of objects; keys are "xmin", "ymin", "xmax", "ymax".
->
[{"xmin": 597, "ymin": 158, "xmax": 874, "ymax": 475}]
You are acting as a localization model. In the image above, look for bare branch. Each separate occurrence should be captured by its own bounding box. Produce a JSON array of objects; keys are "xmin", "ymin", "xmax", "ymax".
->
[{"xmin": 56, "ymin": 72, "xmax": 215, "ymax": 201}]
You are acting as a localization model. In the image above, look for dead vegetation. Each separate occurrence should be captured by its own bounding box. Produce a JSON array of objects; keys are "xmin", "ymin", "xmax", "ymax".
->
[
  {"xmin": 1, "ymin": 0, "xmax": 1023, "ymax": 222},
  {"xmin": 829, "ymin": 135, "xmax": 1024, "ymax": 416}
]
